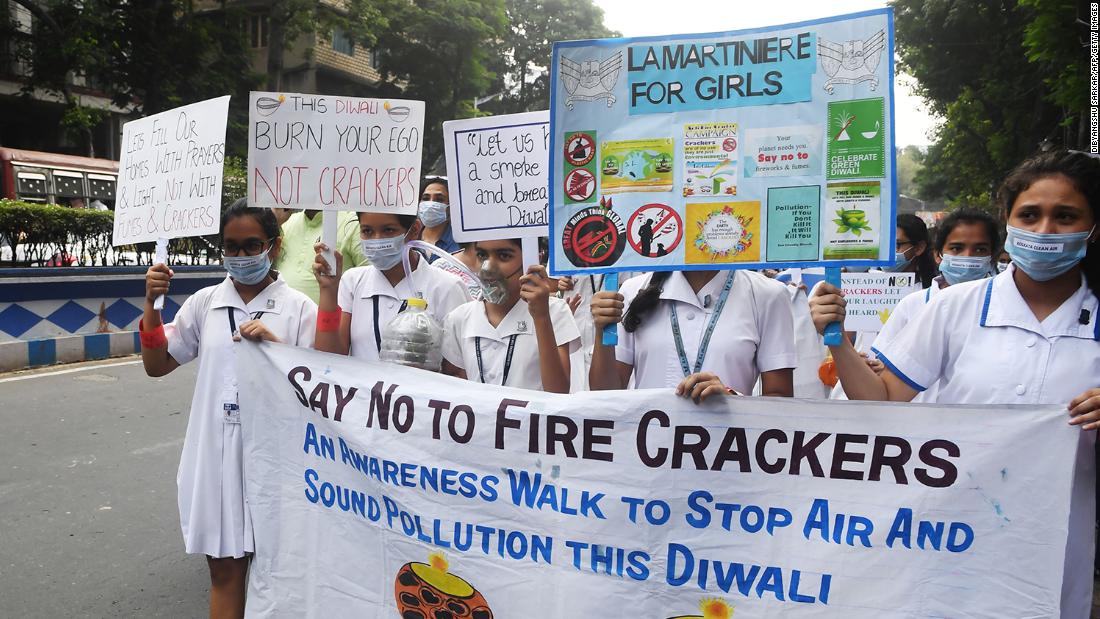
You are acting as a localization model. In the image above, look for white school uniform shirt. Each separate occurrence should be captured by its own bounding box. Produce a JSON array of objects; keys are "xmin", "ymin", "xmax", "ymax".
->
[
  {"xmin": 442, "ymin": 297, "xmax": 581, "ymax": 391},
  {"xmin": 874, "ymin": 265, "xmax": 1099, "ymax": 618},
  {"xmin": 165, "ymin": 276, "xmax": 317, "ymax": 558},
  {"xmin": 616, "ymin": 270, "xmax": 797, "ymax": 394},
  {"xmin": 338, "ymin": 259, "xmax": 470, "ymax": 361}
]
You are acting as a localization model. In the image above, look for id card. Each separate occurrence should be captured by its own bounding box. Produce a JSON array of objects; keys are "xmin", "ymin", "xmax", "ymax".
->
[{"xmin": 221, "ymin": 386, "xmax": 240, "ymax": 424}]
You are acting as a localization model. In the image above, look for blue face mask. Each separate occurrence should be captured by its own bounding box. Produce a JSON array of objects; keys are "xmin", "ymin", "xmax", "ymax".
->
[
  {"xmin": 1005, "ymin": 225, "xmax": 1095, "ymax": 282},
  {"xmin": 223, "ymin": 247, "xmax": 272, "ymax": 285},
  {"xmin": 362, "ymin": 234, "xmax": 406, "ymax": 270},
  {"xmin": 418, "ymin": 200, "xmax": 449, "ymax": 228},
  {"xmin": 938, "ymin": 253, "xmax": 992, "ymax": 285},
  {"xmin": 888, "ymin": 248, "xmax": 912, "ymax": 272}
]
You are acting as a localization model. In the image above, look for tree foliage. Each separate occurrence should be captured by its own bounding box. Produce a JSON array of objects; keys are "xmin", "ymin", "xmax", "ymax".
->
[
  {"xmin": 894, "ymin": 0, "xmax": 1089, "ymax": 206},
  {"xmin": 482, "ymin": 0, "xmax": 618, "ymax": 116}
]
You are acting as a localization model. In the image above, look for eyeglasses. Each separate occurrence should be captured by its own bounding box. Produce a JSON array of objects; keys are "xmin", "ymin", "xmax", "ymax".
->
[
  {"xmin": 222, "ymin": 238, "xmax": 270, "ymax": 257},
  {"xmin": 895, "ymin": 241, "xmax": 913, "ymax": 251}
]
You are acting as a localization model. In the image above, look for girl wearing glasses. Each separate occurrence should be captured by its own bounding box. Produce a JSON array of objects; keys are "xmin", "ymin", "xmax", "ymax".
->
[{"xmin": 139, "ymin": 199, "xmax": 318, "ymax": 617}]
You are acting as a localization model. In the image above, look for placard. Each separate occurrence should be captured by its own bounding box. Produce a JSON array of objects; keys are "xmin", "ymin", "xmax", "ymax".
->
[
  {"xmin": 443, "ymin": 111, "xmax": 549, "ymax": 241},
  {"xmin": 113, "ymin": 96, "xmax": 230, "ymax": 245},
  {"xmin": 549, "ymin": 9, "xmax": 896, "ymax": 275},
  {"xmin": 841, "ymin": 271, "xmax": 918, "ymax": 332},
  {"xmin": 248, "ymin": 92, "xmax": 425, "ymax": 213}
]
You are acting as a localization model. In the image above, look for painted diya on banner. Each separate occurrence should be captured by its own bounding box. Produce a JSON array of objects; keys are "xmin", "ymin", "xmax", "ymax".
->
[{"xmin": 395, "ymin": 553, "xmax": 493, "ymax": 619}]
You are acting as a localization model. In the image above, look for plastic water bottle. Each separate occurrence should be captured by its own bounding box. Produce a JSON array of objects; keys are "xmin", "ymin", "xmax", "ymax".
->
[{"xmin": 379, "ymin": 298, "xmax": 443, "ymax": 371}]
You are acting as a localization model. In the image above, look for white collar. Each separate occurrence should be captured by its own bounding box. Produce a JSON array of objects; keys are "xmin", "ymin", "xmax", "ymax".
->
[
  {"xmin": 658, "ymin": 270, "xmax": 736, "ymax": 309},
  {"xmin": 209, "ymin": 276, "xmax": 285, "ymax": 314},
  {"xmin": 465, "ymin": 299, "xmax": 535, "ymax": 340},
  {"xmin": 980, "ymin": 264, "xmax": 1098, "ymax": 340}
]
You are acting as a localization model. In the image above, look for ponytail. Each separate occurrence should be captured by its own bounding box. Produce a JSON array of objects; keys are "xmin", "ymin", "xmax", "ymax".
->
[{"xmin": 622, "ymin": 271, "xmax": 672, "ymax": 333}]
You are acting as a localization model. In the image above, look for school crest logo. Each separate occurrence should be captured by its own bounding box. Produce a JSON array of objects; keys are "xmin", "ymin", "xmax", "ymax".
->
[
  {"xmin": 560, "ymin": 52, "xmax": 623, "ymax": 109},
  {"xmin": 818, "ymin": 30, "xmax": 886, "ymax": 94}
]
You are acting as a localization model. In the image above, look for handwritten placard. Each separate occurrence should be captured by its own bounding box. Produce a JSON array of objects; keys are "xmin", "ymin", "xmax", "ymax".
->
[
  {"xmin": 841, "ymin": 271, "xmax": 919, "ymax": 332},
  {"xmin": 443, "ymin": 111, "xmax": 549, "ymax": 241},
  {"xmin": 113, "ymin": 96, "xmax": 230, "ymax": 245},
  {"xmin": 248, "ymin": 92, "xmax": 425, "ymax": 214}
]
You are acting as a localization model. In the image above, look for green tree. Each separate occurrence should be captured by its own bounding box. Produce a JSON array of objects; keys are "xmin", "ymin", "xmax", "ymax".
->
[
  {"xmin": 483, "ymin": 0, "xmax": 617, "ymax": 115},
  {"xmin": 5, "ymin": 0, "xmax": 261, "ymax": 155},
  {"xmin": 895, "ymin": 145, "xmax": 925, "ymax": 198},
  {"xmin": 373, "ymin": 0, "xmax": 509, "ymax": 169},
  {"xmin": 894, "ymin": 0, "xmax": 1089, "ymax": 206}
]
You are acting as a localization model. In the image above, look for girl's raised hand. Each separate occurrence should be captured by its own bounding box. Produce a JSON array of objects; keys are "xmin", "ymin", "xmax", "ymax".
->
[
  {"xmin": 145, "ymin": 263, "xmax": 173, "ymax": 303},
  {"xmin": 808, "ymin": 282, "xmax": 847, "ymax": 336},
  {"xmin": 590, "ymin": 291, "xmax": 625, "ymax": 329},
  {"xmin": 519, "ymin": 265, "xmax": 554, "ymax": 318}
]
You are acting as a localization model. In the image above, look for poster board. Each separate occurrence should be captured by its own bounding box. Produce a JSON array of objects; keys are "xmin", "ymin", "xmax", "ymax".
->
[
  {"xmin": 443, "ymin": 111, "xmax": 550, "ymax": 242},
  {"xmin": 248, "ymin": 92, "xmax": 425, "ymax": 214},
  {"xmin": 113, "ymin": 96, "xmax": 231, "ymax": 245},
  {"xmin": 548, "ymin": 9, "xmax": 896, "ymax": 275}
]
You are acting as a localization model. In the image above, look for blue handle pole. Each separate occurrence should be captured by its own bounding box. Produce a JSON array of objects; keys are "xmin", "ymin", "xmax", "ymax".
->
[
  {"xmin": 601, "ymin": 272, "xmax": 620, "ymax": 346},
  {"xmin": 822, "ymin": 267, "xmax": 843, "ymax": 346}
]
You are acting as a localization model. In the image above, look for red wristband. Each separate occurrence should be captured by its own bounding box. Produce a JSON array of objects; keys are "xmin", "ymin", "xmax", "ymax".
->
[
  {"xmin": 139, "ymin": 319, "xmax": 168, "ymax": 349},
  {"xmin": 317, "ymin": 308, "xmax": 342, "ymax": 333}
]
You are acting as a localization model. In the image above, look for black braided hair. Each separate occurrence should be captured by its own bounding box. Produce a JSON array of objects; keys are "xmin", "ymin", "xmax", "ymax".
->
[{"xmin": 622, "ymin": 271, "xmax": 672, "ymax": 333}]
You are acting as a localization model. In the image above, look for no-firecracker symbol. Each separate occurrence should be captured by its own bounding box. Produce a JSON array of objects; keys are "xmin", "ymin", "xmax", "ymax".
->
[
  {"xmin": 628, "ymin": 203, "xmax": 683, "ymax": 258},
  {"xmin": 564, "ymin": 133, "xmax": 595, "ymax": 167},
  {"xmin": 564, "ymin": 168, "xmax": 596, "ymax": 202},
  {"xmin": 562, "ymin": 207, "xmax": 625, "ymax": 267}
]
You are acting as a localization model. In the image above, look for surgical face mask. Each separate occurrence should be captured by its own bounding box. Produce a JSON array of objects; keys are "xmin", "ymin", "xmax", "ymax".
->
[
  {"xmin": 418, "ymin": 200, "xmax": 449, "ymax": 228},
  {"xmin": 1005, "ymin": 225, "xmax": 1095, "ymax": 282},
  {"xmin": 223, "ymin": 247, "xmax": 272, "ymax": 285},
  {"xmin": 888, "ymin": 248, "xmax": 912, "ymax": 272},
  {"xmin": 477, "ymin": 260, "xmax": 520, "ymax": 304},
  {"xmin": 938, "ymin": 253, "xmax": 992, "ymax": 285},
  {"xmin": 362, "ymin": 234, "xmax": 406, "ymax": 270},
  {"xmin": 996, "ymin": 261, "xmax": 1010, "ymax": 274}
]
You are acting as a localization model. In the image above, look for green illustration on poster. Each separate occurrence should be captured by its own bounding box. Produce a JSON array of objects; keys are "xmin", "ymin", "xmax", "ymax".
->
[
  {"xmin": 824, "ymin": 181, "xmax": 880, "ymax": 259},
  {"xmin": 826, "ymin": 98, "xmax": 885, "ymax": 180}
]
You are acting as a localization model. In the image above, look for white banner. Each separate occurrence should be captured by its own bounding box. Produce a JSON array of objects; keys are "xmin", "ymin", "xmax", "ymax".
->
[
  {"xmin": 443, "ymin": 111, "xmax": 550, "ymax": 242},
  {"xmin": 247, "ymin": 92, "xmax": 425, "ymax": 214},
  {"xmin": 240, "ymin": 342, "xmax": 1081, "ymax": 617},
  {"xmin": 113, "ymin": 96, "xmax": 230, "ymax": 245}
]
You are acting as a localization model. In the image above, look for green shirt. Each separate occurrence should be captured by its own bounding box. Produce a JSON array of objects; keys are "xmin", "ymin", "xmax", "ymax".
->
[{"xmin": 274, "ymin": 211, "xmax": 367, "ymax": 303}]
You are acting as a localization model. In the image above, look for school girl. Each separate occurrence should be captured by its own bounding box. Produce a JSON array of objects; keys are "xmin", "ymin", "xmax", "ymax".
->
[
  {"xmin": 140, "ymin": 200, "xmax": 317, "ymax": 617},
  {"xmin": 809, "ymin": 150, "xmax": 1100, "ymax": 617},
  {"xmin": 589, "ymin": 268, "xmax": 797, "ymax": 400},
  {"xmin": 312, "ymin": 212, "xmax": 470, "ymax": 360},
  {"xmin": 441, "ymin": 238, "xmax": 580, "ymax": 393},
  {"xmin": 875, "ymin": 208, "xmax": 1001, "ymax": 350},
  {"xmin": 892, "ymin": 213, "xmax": 938, "ymax": 286}
]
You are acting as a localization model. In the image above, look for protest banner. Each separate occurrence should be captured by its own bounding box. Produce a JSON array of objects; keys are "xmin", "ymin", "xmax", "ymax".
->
[
  {"xmin": 247, "ymin": 92, "xmax": 425, "ymax": 214},
  {"xmin": 548, "ymin": 9, "xmax": 896, "ymax": 275},
  {"xmin": 840, "ymin": 271, "xmax": 918, "ymax": 332},
  {"xmin": 239, "ymin": 341, "xmax": 1086, "ymax": 617},
  {"xmin": 113, "ymin": 96, "xmax": 230, "ymax": 245},
  {"xmin": 443, "ymin": 111, "xmax": 550, "ymax": 242}
]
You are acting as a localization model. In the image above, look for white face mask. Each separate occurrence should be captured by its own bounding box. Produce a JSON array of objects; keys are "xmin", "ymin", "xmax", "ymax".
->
[
  {"xmin": 418, "ymin": 200, "xmax": 449, "ymax": 228},
  {"xmin": 361, "ymin": 235, "xmax": 406, "ymax": 270}
]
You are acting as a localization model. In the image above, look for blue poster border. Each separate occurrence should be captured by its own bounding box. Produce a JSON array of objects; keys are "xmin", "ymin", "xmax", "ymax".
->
[{"xmin": 548, "ymin": 7, "xmax": 897, "ymax": 277}]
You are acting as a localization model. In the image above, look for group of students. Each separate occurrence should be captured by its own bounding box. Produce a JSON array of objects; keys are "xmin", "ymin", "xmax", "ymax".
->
[{"xmin": 139, "ymin": 149, "xmax": 1100, "ymax": 617}]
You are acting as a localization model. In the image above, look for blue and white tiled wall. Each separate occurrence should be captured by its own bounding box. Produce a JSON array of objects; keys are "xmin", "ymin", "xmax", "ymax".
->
[{"xmin": 0, "ymin": 268, "xmax": 224, "ymax": 343}]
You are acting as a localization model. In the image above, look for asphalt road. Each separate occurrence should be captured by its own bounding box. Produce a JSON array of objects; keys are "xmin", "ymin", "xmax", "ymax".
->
[{"xmin": 0, "ymin": 358, "xmax": 207, "ymax": 618}]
